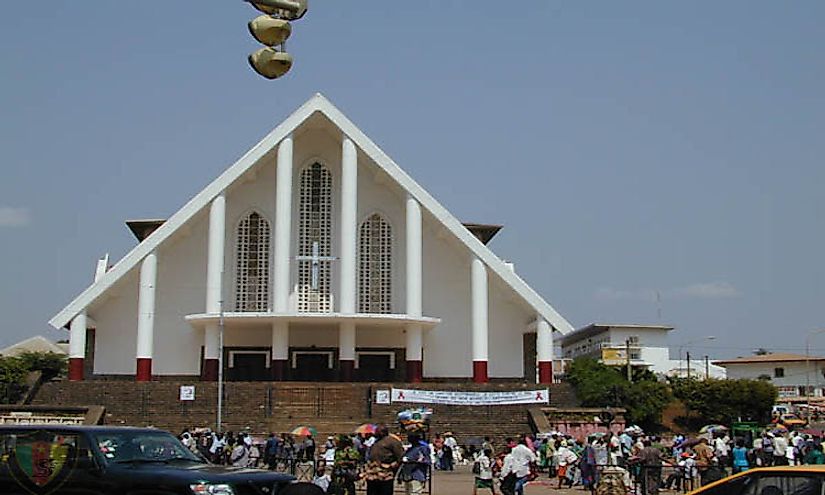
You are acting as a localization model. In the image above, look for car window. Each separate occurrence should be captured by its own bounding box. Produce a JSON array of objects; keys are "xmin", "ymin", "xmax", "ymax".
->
[
  {"xmin": 755, "ymin": 475, "xmax": 822, "ymax": 495},
  {"xmin": 93, "ymin": 431, "xmax": 201, "ymax": 463},
  {"xmin": 699, "ymin": 474, "xmax": 755, "ymax": 495}
]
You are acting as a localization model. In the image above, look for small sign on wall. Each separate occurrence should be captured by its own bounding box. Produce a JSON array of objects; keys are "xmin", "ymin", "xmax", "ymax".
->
[
  {"xmin": 375, "ymin": 390, "xmax": 390, "ymax": 405},
  {"xmin": 179, "ymin": 385, "xmax": 196, "ymax": 401}
]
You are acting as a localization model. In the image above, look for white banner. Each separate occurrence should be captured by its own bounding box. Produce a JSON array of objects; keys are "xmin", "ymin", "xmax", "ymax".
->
[{"xmin": 390, "ymin": 388, "xmax": 549, "ymax": 406}]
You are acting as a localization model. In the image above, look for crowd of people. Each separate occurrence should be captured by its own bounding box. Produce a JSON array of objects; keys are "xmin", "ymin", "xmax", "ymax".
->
[{"xmin": 175, "ymin": 424, "xmax": 825, "ymax": 495}]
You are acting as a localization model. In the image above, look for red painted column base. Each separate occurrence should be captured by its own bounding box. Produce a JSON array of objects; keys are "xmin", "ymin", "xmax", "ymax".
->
[
  {"xmin": 202, "ymin": 358, "xmax": 219, "ymax": 381},
  {"xmin": 538, "ymin": 361, "xmax": 553, "ymax": 384},
  {"xmin": 406, "ymin": 360, "xmax": 423, "ymax": 383},
  {"xmin": 271, "ymin": 360, "xmax": 288, "ymax": 381},
  {"xmin": 136, "ymin": 358, "xmax": 152, "ymax": 382},
  {"xmin": 473, "ymin": 360, "xmax": 488, "ymax": 383},
  {"xmin": 68, "ymin": 358, "xmax": 84, "ymax": 381},
  {"xmin": 339, "ymin": 360, "xmax": 354, "ymax": 382}
]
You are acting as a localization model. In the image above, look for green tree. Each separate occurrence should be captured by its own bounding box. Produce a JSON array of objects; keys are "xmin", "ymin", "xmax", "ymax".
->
[
  {"xmin": 670, "ymin": 377, "xmax": 776, "ymax": 424},
  {"xmin": 17, "ymin": 351, "xmax": 68, "ymax": 381},
  {"xmin": 0, "ymin": 356, "xmax": 30, "ymax": 404},
  {"xmin": 565, "ymin": 358, "xmax": 673, "ymax": 431}
]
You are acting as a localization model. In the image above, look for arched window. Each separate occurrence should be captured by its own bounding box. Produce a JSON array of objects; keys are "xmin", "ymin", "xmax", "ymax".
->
[
  {"xmin": 297, "ymin": 162, "xmax": 333, "ymax": 312},
  {"xmin": 358, "ymin": 213, "xmax": 392, "ymax": 313},
  {"xmin": 235, "ymin": 211, "xmax": 271, "ymax": 311}
]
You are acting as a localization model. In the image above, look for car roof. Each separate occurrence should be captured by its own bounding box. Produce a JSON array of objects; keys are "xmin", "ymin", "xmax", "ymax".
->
[
  {"xmin": 689, "ymin": 466, "xmax": 825, "ymax": 495},
  {"xmin": 0, "ymin": 425, "xmax": 169, "ymax": 435}
]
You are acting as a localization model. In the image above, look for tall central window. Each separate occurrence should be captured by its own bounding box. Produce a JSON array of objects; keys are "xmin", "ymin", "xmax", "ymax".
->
[
  {"xmin": 235, "ymin": 211, "xmax": 271, "ymax": 311},
  {"xmin": 358, "ymin": 213, "xmax": 392, "ymax": 313},
  {"xmin": 297, "ymin": 162, "xmax": 333, "ymax": 312}
]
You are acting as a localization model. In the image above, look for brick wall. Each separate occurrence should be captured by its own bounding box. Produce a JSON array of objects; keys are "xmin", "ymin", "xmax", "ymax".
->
[{"xmin": 33, "ymin": 381, "xmax": 579, "ymax": 445}]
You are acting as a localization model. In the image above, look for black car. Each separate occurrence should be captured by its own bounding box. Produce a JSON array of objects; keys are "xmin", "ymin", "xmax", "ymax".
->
[{"xmin": 0, "ymin": 425, "xmax": 318, "ymax": 495}]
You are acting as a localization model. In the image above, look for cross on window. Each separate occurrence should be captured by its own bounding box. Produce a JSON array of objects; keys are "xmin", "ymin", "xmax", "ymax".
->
[{"xmin": 295, "ymin": 241, "xmax": 337, "ymax": 291}]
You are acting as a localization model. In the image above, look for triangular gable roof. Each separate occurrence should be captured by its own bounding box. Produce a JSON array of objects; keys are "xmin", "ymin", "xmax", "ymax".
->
[{"xmin": 50, "ymin": 94, "xmax": 574, "ymax": 334}]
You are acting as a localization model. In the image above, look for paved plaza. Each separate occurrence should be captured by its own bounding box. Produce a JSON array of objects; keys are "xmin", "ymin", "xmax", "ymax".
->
[{"xmin": 429, "ymin": 465, "xmax": 581, "ymax": 495}]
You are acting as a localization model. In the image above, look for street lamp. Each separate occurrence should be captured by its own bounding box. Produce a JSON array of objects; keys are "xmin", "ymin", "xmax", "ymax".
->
[
  {"xmin": 805, "ymin": 328, "xmax": 825, "ymax": 422},
  {"xmin": 678, "ymin": 336, "xmax": 716, "ymax": 379}
]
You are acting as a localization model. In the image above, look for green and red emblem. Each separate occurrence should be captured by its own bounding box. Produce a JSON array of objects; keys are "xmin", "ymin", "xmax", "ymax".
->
[{"xmin": 7, "ymin": 431, "xmax": 78, "ymax": 495}]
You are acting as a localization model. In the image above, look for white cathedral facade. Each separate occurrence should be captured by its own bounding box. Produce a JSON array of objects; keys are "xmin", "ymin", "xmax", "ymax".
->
[{"xmin": 51, "ymin": 95, "xmax": 573, "ymax": 383}]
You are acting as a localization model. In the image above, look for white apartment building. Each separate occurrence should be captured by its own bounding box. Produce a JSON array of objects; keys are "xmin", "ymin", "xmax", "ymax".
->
[
  {"xmin": 560, "ymin": 324, "xmax": 673, "ymax": 375},
  {"xmin": 713, "ymin": 353, "xmax": 825, "ymax": 398}
]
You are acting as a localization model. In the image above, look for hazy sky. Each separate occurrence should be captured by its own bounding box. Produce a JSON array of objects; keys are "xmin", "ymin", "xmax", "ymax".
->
[{"xmin": 2, "ymin": 2, "xmax": 824, "ymax": 359}]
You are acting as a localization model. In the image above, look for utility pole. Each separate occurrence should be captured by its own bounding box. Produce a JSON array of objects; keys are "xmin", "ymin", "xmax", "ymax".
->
[
  {"xmin": 626, "ymin": 338, "xmax": 632, "ymax": 382},
  {"xmin": 686, "ymin": 351, "xmax": 691, "ymax": 380},
  {"xmin": 705, "ymin": 355, "xmax": 709, "ymax": 380}
]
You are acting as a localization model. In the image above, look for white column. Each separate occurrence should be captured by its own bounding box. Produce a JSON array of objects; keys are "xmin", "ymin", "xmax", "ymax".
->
[
  {"xmin": 136, "ymin": 251, "xmax": 157, "ymax": 380},
  {"xmin": 339, "ymin": 322, "xmax": 356, "ymax": 361},
  {"xmin": 271, "ymin": 321, "xmax": 289, "ymax": 361},
  {"xmin": 537, "ymin": 318, "xmax": 553, "ymax": 362},
  {"xmin": 471, "ymin": 256, "xmax": 488, "ymax": 362},
  {"xmin": 69, "ymin": 311, "xmax": 87, "ymax": 360},
  {"xmin": 204, "ymin": 193, "xmax": 226, "ymax": 365},
  {"xmin": 340, "ymin": 135, "xmax": 358, "ymax": 314},
  {"xmin": 406, "ymin": 194, "xmax": 422, "ymax": 317},
  {"xmin": 273, "ymin": 135, "xmax": 293, "ymax": 313},
  {"xmin": 537, "ymin": 317, "xmax": 554, "ymax": 383},
  {"xmin": 69, "ymin": 310, "xmax": 87, "ymax": 381},
  {"xmin": 137, "ymin": 252, "xmax": 157, "ymax": 358},
  {"xmin": 406, "ymin": 324, "xmax": 422, "ymax": 361}
]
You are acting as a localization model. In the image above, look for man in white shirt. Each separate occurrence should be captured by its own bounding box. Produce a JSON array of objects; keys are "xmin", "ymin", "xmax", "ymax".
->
[
  {"xmin": 773, "ymin": 434, "xmax": 788, "ymax": 466},
  {"xmin": 511, "ymin": 437, "xmax": 537, "ymax": 495}
]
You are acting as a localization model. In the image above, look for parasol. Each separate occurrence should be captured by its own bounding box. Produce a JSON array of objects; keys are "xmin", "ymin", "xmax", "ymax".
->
[
  {"xmin": 354, "ymin": 423, "xmax": 378, "ymax": 435},
  {"xmin": 699, "ymin": 424, "xmax": 728, "ymax": 434},
  {"xmin": 290, "ymin": 425, "xmax": 318, "ymax": 437}
]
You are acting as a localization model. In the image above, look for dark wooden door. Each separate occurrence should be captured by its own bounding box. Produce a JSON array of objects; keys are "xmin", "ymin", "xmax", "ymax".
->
[
  {"xmin": 231, "ymin": 354, "xmax": 268, "ymax": 381},
  {"xmin": 357, "ymin": 354, "xmax": 393, "ymax": 382},
  {"xmin": 293, "ymin": 354, "xmax": 332, "ymax": 381}
]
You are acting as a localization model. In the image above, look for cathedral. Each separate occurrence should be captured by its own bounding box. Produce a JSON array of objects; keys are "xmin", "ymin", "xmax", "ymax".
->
[{"xmin": 50, "ymin": 94, "xmax": 573, "ymax": 384}]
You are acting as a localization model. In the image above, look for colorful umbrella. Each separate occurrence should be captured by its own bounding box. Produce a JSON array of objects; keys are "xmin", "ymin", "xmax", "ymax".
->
[
  {"xmin": 354, "ymin": 423, "xmax": 377, "ymax": 435},
  {"xmin": 290, "ymin": 425, "xmax": 317, "ymax": 437},
  {"xmin": 699, "ymin": 424, "xmax": 728, "ymax": 434}
]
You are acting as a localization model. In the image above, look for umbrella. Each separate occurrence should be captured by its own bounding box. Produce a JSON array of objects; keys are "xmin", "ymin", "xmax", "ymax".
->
[
  {"xmin": 290, "ymin": 425, "xmax": 318, "ymax": 437},
  {"xmin": 354, "ymin": 423, "xmax": 377, "ymax": 435},
  {"xmin": 699, "ymin": 424, "xmax": 728, "ymax": 434},
  {"xmin": 676, "ymin": 437, "xmax": 703, "ymax": 449}
]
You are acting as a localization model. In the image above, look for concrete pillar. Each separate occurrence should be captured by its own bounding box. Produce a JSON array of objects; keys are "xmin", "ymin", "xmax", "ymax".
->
[
  {"xmin": 405, "ymin": 194, "xmax": 423, "ymax": 381},
  {"xmin": 273, "ymin": 135, "xmax": 293, "ymax": 312},
  {"xmin": 339, "ymin": 136, "xmax": 358, "ymax": 381},
  {"xmin": 471, "ymin": 256, "xmax": 488, "ymax": 383},
  {"xmin": 405, "ymin": 324, "xmax": 423, "ymax": 383},
  {"xmin": 537, "ymin": 318, "xmax": 554, "ymax": 384},
  {"xmin": 136, "ymin": 251, "xmax": 157, "ymax": 381},
  {"xmin": 339, "ymin": 322, "xmax": 356, "ymax": 381},
  {"xmin": 203, "ymin": 193, "xmax": 225, "ymax": 381},
  {"xmin": 270, "ymin": 136, "xmax": 293, "ymax": 381},
  {"xmin": 68, "ymin": 311, "xmax": 87, "ymax": 381},
  {"xmin": 271, "ymin": 321, "xmax": 289, "ymax": 381}
]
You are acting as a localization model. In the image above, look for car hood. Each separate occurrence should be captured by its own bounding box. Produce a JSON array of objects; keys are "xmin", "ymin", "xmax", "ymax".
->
[{"xmin": 109, "ymin": 461, "xmax": 295, "ymax": 483}]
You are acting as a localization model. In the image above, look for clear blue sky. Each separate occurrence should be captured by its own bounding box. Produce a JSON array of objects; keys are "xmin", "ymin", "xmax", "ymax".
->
[{"xmin": 1, "ymin": 1, "xmax": 824, "ymax": 359}]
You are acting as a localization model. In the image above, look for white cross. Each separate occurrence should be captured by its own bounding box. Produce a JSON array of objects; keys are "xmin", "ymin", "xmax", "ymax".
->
[{"xmin": 295, "ymin": 241, "xmax": 337, "ymax": 290}]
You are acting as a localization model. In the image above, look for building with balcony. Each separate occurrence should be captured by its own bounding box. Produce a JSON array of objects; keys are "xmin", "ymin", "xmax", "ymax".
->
[{"xmin": 560, "ymin": 324, "xmax": 674, "ymax": 374}]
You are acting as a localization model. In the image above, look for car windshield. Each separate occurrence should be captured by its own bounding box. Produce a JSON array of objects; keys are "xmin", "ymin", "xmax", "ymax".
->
[{"xmin": 93, "ymin": 430, "xmax": 204, "ymax": 464}]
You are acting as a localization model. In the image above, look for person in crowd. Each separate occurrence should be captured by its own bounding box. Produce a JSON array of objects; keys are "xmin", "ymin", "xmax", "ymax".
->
[
  {"xmin": 804, "ymin": 442, "xmax": 825, "ymax": 465},
  {"xmin": 231, "ymin": 433, "xmax": 251, "ymax": 467},
  {"xmin": 332, "ymin": 435, "xmax": 360, "ymax": 495},
  {"xmin": 312, "ymin": 465, "xmax": 331, "ymax": 493},
  {"xmin": 554, "ymin": 440, "xmax": 577, "ymax": 489},
  {"xmin": 509, "ymin": 436, "xmax": 537, "ymax": 495},
  {"xmin": 304, "ymin": 434, "xmax": 316, "ymax": 462},
  {"xmin": 693, "ymin": 437, "xmax": 715, "ymax": 485},
  {"xmin": 265, "ymin": 433, "xmax": 280, "ymax": 469},
  {"xmin": 399, "ymin": 432, "xmax": 430, "ymax": 495},
  {"xmin": 482, "ymin": 436, "xmax": 494, "ymax": 456},
  {"xmin": 498, "ymin": 446, "xmax": 517, "ymax": 495},
  {"xmin": 773, "ymin": 433, "xmax": 789, "ymax": 466},
  {"xmin": 732, "ymin": 439, "xmax": 749, "ymax": 473},
  {"xmin": 473, "ymin": 448, "xmax": 495, "ymax": 495},
  {"xmin": 579, "ymin": 438, "xmax": 598, "ymax": 491},
  {"xmin": 443, "ymin": 432, "xmax": 457, "ymax": 471},
  {"xmin": 637, "ymin": 438, "xmax": 663, "ymax": 495},
  {"xmin": 364, "ymin": 425, "xmax": 404, "ymax": 495}
]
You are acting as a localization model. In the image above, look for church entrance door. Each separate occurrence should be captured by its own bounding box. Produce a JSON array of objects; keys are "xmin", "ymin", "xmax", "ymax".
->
[
  {"xmin": 229, "ymin": 352, "xmax": 269, "ymax": 381},
  {"xmin": 356, "ymin": 353, "xmax": 394, "ymax": 382},
  {"xmin": 292, "ymin": 352, "xmax": 333, "ymax": 381}
]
